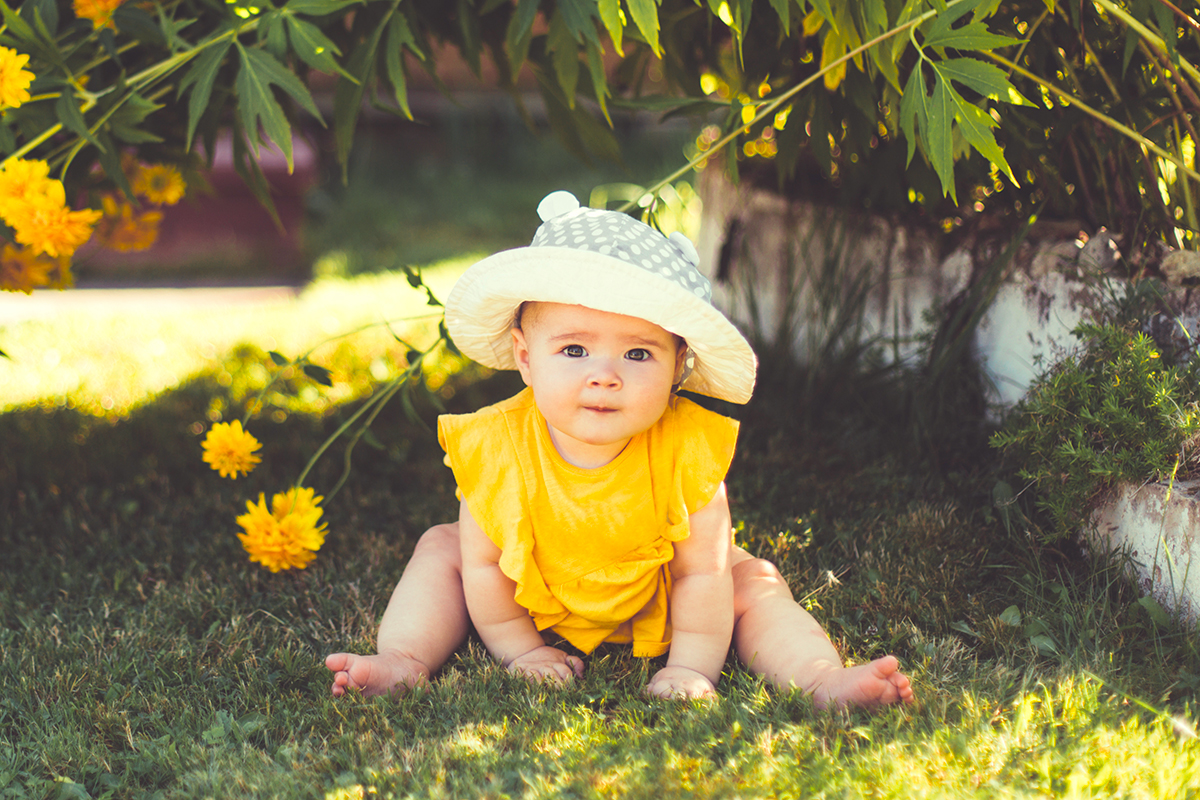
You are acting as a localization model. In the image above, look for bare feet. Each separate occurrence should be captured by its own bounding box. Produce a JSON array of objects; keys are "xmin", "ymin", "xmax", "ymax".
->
[
  {"xmin": 808, "ymin": 655, "xmax": 915, "ymax": 709},
  {"xmin": 325, "ymin": 651, "xmax": 432, "ymax": 698}
]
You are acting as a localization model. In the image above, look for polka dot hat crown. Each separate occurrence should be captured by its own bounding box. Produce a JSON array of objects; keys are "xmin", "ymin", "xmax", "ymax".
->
[{"xmin": 444, "ymin": 190, "xmax": 757, "ymax": 404}]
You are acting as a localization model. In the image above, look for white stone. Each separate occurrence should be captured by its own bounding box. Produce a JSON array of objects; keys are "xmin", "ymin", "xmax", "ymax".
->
[{"xmin": 1091, "ymin": 481, "xmax": 1200, "ymax": 622}]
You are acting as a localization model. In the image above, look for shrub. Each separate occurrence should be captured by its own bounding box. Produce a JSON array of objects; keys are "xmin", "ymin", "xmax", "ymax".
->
[{"xmin": 991, "ymin": 322, "xmax": 1200, "ymax": 541}]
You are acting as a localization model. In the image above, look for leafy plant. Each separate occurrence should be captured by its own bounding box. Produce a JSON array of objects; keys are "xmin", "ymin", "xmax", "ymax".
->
[{"xmin": 991, "ymin": 321, "xmax": 1200, "ymax": 541}]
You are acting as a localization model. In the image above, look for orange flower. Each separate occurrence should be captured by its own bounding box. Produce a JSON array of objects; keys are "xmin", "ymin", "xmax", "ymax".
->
[
  {"xmin": 0, "ymin": 47, "xmax": 34, "ymax": 110},
  {"xmin": 96, "ymin": 193, "xmax": 162, "ymax": 251},
  {"xmin": 74, "ymin": 0, "xmax": 125, "ymax": 30},
  {"xmin": 236, "ymin": 487, "xmax": 328, "ymax": 572}
]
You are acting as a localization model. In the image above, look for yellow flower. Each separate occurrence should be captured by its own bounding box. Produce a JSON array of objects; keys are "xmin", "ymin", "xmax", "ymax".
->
[
  {"xmin": 0, "ymin": 47, "xmax": 34, "ymax": 111},
  {"xmin": 236, "ymin": 487, "xmax": 328, "ymax": 572},
  {"xmin": 0, "ymin": 243, "xmax": 53, "ymax": 293},
  {"xmin": 73, "ymin": 0, "xmax": 125, "ymax": 30},
  {"xmin": 0, "ymin": 158, "xmax": 53, "ymax": 219},
  {"xmin": 7, "ymin": 188, "xmax": 101, "ymax": 258},
  {"xmin": 133, "ymin": 163, "xmax": 186, "ymax": 205},
  {"xmin": 0, "ymin": 159, "xmax": 100, "ymax": 258},
  {"xmin": 96, "ymin": 193, "xmax": 162, "ymax": 251},
  {"xmin": 201, "ymin": 420, "xmax": 262, "ymax": 478}
]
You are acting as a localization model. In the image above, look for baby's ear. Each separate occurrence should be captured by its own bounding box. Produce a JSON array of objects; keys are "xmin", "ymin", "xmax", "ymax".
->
[
  {"xmin": 673, "ymin": 341, "xmax": 689, "ymax": 384},
  {"xmin": 512, "ymin": 327, "xmax": 534, "ymax": 386}
]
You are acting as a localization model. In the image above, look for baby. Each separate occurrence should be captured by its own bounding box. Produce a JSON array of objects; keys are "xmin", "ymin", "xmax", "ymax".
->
[{"xmin": 325, "ymin": 191, "xmax": 913, "ymax": 706}]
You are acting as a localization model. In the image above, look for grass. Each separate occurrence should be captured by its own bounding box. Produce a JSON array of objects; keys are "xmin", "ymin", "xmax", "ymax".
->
[
  {"xmin": 0, "ymin": 261, "xmax": 468, "ymax": 416},
  {"xmin": 3, "ymin": 270, "xmax": 1200, "ymax": 798}
]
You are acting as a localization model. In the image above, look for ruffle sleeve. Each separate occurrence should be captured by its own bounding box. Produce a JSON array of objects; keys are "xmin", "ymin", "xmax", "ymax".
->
[
  {"xmin": 662, "ymin": 397, "xmax": 740, "ymax": 543},
  {"xmin": 437, "ymin": 394, "xmax": 571, "ymax": 628}
]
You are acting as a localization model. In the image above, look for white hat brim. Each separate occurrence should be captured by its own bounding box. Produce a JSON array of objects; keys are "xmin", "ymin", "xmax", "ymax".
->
[{"xmin": 446, "ymin": 247, "xmax": 757, "ymax": 404}]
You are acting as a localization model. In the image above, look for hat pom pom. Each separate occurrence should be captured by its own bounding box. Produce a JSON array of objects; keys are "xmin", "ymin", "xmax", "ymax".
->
[
  {"xmin": 669, "ymin": 231, "xmax": 700, "ymax": 268},
  {"xmin": 537, "ymin": 191, "xmax": 580, "ymax": 222}
]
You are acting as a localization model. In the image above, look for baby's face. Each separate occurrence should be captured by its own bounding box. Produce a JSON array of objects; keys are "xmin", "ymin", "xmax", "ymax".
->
[{"xmin": 512, "ymin": 302, "xmax": 684, "ymax": 469}]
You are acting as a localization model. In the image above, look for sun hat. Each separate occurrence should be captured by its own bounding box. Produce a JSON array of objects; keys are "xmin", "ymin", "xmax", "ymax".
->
[{"xmin": 444, "ymin": 190, "xmax": 757, "ymax": 404}]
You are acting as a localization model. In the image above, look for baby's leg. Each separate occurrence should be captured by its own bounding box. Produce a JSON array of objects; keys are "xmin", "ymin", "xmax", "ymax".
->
[
  {"xmin": 731, "ymin": 549, "xmax": 914, "ymax": 708},
  {"xmin": 325, "ymin": 523, "xmax": 468, "ymax": 697}
]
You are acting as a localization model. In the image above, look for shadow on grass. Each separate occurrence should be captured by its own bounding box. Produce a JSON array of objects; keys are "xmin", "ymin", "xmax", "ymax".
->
[{"xmin": 2, "ymin": 352, "xmax": 1199, "ymax": 797}]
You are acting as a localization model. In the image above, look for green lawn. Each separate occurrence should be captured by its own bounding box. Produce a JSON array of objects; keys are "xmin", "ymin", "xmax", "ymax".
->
[{"xmin": 3, "ymin": 265, "xmax": 1200, "ymax": 798}]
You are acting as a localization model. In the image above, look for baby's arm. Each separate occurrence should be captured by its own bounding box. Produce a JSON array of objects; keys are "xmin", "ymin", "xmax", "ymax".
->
[
  {"xmin": 647, "ymin": 483, "xmax": 735, "ymax": 700},
  {"xmin": 459, "ymin": 500, "xmax": 584, "ymax": 684}
]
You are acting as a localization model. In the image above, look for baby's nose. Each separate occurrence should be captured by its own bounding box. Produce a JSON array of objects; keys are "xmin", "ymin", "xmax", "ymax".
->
[{"xmin": 587, "ymin": 362, "xmax": 622, "ymax": 388}]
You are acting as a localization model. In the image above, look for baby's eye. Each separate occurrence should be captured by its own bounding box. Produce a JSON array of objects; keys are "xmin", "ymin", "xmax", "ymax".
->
[
  {"xmin": 563, "ymin": 344, "xmax": 587, "ymax": 358},
  {"xmin": 626, "ymin": 348, "xmax": 652, "ymax": 362}
]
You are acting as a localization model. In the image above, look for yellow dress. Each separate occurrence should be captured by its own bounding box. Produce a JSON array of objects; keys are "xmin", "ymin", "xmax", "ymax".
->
[{"xmin": 437, "ymin": 387, "xmax": 739, "ymax": 657}]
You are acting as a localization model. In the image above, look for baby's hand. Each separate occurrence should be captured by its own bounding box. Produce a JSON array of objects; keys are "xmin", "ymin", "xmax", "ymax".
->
[
  {"xmin": 645, "ymin": 666, "xmax": 717, "ymax": 700},
  {"xmin": 507, "ymin": 646, "xmax": 584, "ymax": 685}
]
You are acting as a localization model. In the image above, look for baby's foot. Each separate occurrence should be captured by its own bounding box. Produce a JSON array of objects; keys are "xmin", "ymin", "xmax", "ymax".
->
[
  {"xmin": 810, "ymin": 655, "xmax": 915, "ymax": 709},
  {"xmin": 324, "ymin": 651, "xmax": 431, "ymax": 698}
]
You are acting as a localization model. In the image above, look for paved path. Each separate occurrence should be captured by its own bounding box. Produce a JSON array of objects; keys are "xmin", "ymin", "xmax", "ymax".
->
[{"xmin": 0, "ymin": 285, "xmax": 301, "ymax": 324}]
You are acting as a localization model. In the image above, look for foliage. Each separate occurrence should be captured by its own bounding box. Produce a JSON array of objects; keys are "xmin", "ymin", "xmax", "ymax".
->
[
  {"xmin": 2, "ymin": 0, "xmax": 1197, "ymax": 294},
  {"xmin": 990, "ymin": 321, "xmax": 1200, "ymax": 541},
  {"xmin": 677, "ymin": 0, "xmax": 1200, "ymax": 259}
]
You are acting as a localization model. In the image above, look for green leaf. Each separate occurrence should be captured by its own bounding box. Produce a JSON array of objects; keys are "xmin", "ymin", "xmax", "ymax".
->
[
  {"xmin": 108, "ymin": 92, "xmax": 165, "ymax": 144},
  {"xmin": 548, "ymin": 10, "xmax": 580, "ymax": 108},
  {"xmin": 94, "ymin": 129, "xmax": 136, "ymax": 201},
  {"xmin": 1028, "ymin": 633, "xmax": 1059, "ymax": 656},
  {"xmin": 269, "ymin": 351, "xmax": 290, "ymax": 366},
  {"xmin": 936, "ymin": 57, "xmax": 1033, "ymax": 105},
  {"xmin": 597, "ymin": 0, "xmax": 623, "ymax": 54},
  {"xmin": 303, "ymin": 364, "xmax": 334, "ymax": 386},
  {"xmin": 558, "ymin": 0, "xmax": 600, "ymax": 44},
  {"xmin": 927, "ymin": 73, "xmax": 955, "ymax": 200},
  {"xmin": 333, "ymin": 24, "xmax": 386, "ymax": 177},
  {"xmin": 923, "ymin": 22, "xmax": 1019, "ymax": 52},
  {"xmin": 767, "ymin": 0, "xmax": 790, "ymax": 35},
  {"xmin": 998, "ymin": 605, "xmax": 1022, "ymax": 626},
  {"xmin": 55, "ymin": 93, "xmax": 98, "ymax": 148},
  {"xmin": 178, "ymin": 38, "xmax": 233, "ymax": 151},
  {"xmin": 284, "ymin": 14, "xmax": 355, "ymax": 80},
  {"xmin": 945, "ymin": 85, "xmax": 1016, "ymax": 184},
  {"xmin": 899, "ymin": 64, "xmax": 928, "ymax": 167},
  {"xmin": 457, "ymin": 0, "xmax": 482, "ymax": 76},
  {"xmin": 921, "ymin": 0, "xmax": 984, "ymax": 43},
  {"xmin": 235, "ymin": 43, "xmax": 324, "ymax": 170},
  {"xmin": 585, "ymin": 37, "xmax": 610, "ymax": 124},
  {"xmin": 26, "ymin": 0, "xmax": 57, "ymax": 37},
  {"xmin": 1138, "ymin": 595, "xmax": 1171, "ymax": 627},
  {"xmin": 285, "ymin": 0, "xmax": 364, "ymax": 15},
  {"xmin": 862, "ymin": 0, "xmax": 888, "ymax": 36},
  {"xmin": 950, "ymin": 621, "xmax": 979, "ymax": 637},
  {"xmin": 507, "ymin": 0, "xmax": 540, "ymax": 68},
  {"xmin": 383, "ymin": 12, "xmax": 413, "ymax": 119},
  {"xmin": 261, "ymin": 11, "xmax": 289, "ymax": 60},
  {"xmin": 0, "ymin": 0, "xmax": 57, "ymax": 67},
  {"xmin": 626, "ymin": 0, "xmax": 660, "ymax": 56},
  {"xmin": 230, "ymin": 115, "xmax": 283, "ymax": 230},
  {"xmin": 113, "ymin": 4, "xmax": 166, "ymax": 47},
  {"xmin": 159, "ymin": 11, "xmax": 197, "ymax": 51}
]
